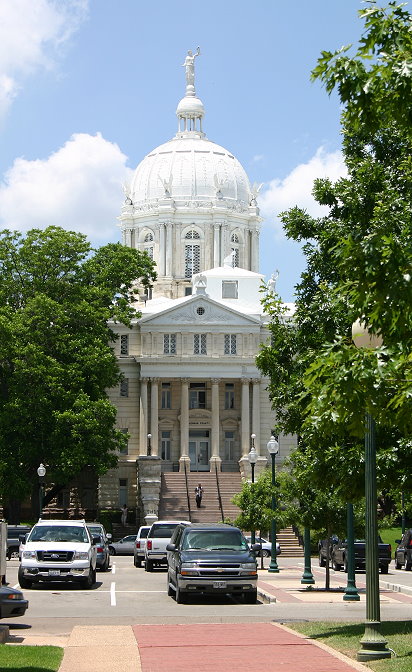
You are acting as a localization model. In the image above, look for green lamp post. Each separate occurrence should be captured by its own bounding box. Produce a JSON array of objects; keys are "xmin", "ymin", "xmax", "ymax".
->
[
  {"xmin": 343, "ymin": 502, "xmax": 360, "ymax": 601},
  {"xmin": 37, "ymin": 463, "xmax": 46, "ymax": 518},
  {"xmin": 267, "ymin": 435, "xmax": 279, "ymax": 573},
  {"xmin": 248, "ymin": 434, "xmax": 258, "ymax": 546},
  {"xmin": 352, "ymin": 321, "xmax": 390, "ymax": 661},
  {"xmin": 301, "ymin": 527, "xmax": 315, "ymax": 585}
]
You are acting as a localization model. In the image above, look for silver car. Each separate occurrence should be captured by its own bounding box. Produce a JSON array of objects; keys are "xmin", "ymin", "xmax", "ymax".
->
[
  {"xmin": 108, "ymin": 534, "xmax": 137, "ymax": 556},
  {"xmin": 133, "ymin": 526, "xmax": 150, "ymax": 567},
  {"xmin": 245, "ymin": 536, "xmax": 281, "ymax": 557}
]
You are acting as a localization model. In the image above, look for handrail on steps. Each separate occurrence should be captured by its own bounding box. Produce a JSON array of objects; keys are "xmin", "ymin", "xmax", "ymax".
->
[
  {"xmin": 184, "ymin": 461, "xmax": 192, "ymax": 522},
  {"xmin": 215, "ymin": 462, "xmax": 224, "ymax": 523}
]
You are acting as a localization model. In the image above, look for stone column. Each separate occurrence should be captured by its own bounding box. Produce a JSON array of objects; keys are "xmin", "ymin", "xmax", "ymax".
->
[
  {"xmin": 220, "ymin": 222, "xmax": 228, "ymax": 266},
  {"xmin": 139, "ymin": 378, "xmax": 149, "ymax": 455},
  {"xmin": 159, "ymin": 223, "xmax": 166, "ymax": 276},
  {"xmin": 210, "ymin": 378, "xmax": 222, "ymax": 470},
  {"xmin": 241, "ymin": 378, "xmax": 250, "ymax": 457},
  {"xmin": 251, "ymin": 226, "xmax": 260, "ymax": 272},
  {"xmin": 213, "ymin": 223, "xmax": 220, "ymax": 267},
  {"xmin": 150, "ymin": 378, "xmax": 160, "ymax": 456},
  {"xmin": 179, "ymin": 378, "xmax": 190, "ymax": 471},
  {"xmin": 252, "ymin": 378, "xmax": 261, "ymax": 455},
  {"xmin": 165, "ymin": 222, "xmax": 173, "ymax": 276}
]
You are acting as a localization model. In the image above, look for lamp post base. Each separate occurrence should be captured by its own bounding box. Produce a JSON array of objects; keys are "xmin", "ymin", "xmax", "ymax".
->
[
  {"xmin": 268, "ymin": 559, "xmax": 279, "ymax": 573},
  {"xmin": 343, "ymin": 584, "xmax": 360, "ymax": 601},
  {"xmin": 357, "ymin": 622, "xmax": 391, "ymax": 661}
]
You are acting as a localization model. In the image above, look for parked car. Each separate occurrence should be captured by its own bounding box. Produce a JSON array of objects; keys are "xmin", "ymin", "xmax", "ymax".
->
[
  {"xmin": 245, "ymin": 536, "xmax": 281, "ymax": 557},
  {"xmin": 87, "ymin": 524, "xmax": 111, "ymax": 572},
  {"xmin": 166, "ymin": 523, "xmax": 260, "ymax": 603},
  {"xmin": 0, "ymin": 586, "xmax": 28, "ymax": 619},
  {"xmin": 331, "ymin": 537, "xmax": 391, "ymax": 574},
  {"xmin": 395, "ymin": 529, "xmax": 412, "ymax": 570},
  {"xmin": 19, "ymin": 519, "xmax": 98, "ymax": 589},
  {"xmin": 108, "ymin": 534, "xmax": 137, "ymax": 556},
  {"xmin": 318, "ymin": 536, "xmax": 339, "ymax": 567},
  {"xmin": 134, "ymin": 526, "xmax": 150, "ymax": 567},
  {"xmin": 6, "ymin": 525, "xmax": 31, "ymax": 560},
  {"xmin": 145, "ymin": 520, "xmax": 191, "ymax": 571}
]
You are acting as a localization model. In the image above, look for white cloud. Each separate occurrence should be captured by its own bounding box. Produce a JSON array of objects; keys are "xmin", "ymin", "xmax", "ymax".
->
[
  {"xmin": 0, "ymin": 133, "xmax": 133, "ymax": 244},
  {"xmin": 0, "ymin": 0, "xmax": 88, "ymax": 121},
  {"xmin": 258, "ymin": 147, "xmax": 347, "ymax": 238}
]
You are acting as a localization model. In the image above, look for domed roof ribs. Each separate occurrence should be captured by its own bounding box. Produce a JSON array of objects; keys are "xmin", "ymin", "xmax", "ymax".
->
[{"xmin": 176, "ymin": 48, "xmax": 205, "ymax": 138}]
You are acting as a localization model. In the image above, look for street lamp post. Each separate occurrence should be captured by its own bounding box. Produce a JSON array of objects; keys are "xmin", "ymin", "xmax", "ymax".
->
[
  {"xmin": 147, "ymin": 434, "xmax": 152, "ymax": 456},
  {"xmin": 267, "ymin": 435, "xmax": 279, "ymax": 573},
  {"xmin": 37, "ymin": 463, "xmax": 46, "ymax": 518},
  {"xmin": 248, "ymin": 434, "xmax": 258, "ymax": 546},
  {"xmin": 352, "ymin": 321, "xmax": 390, "ymax": 661}
]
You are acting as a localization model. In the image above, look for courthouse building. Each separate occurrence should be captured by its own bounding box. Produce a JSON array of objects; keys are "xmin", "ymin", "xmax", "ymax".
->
[{"xmin": 98, "ymin": 53, "xmax": 295, "ymax": 523}]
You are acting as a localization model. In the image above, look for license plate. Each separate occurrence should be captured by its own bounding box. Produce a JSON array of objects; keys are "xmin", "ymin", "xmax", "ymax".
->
[
  {"xmin": 49, "ymin": 570, "xmax": 60, "ymax": 576},
  {"xmin": 213, "ymin": 581, "xmax": 227, "ymax": 589}
]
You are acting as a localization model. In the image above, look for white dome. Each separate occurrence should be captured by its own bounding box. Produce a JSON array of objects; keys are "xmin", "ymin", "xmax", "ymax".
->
[{"xmin": 129, "ymin": 134, "xmax": 251, "ymax": 206}]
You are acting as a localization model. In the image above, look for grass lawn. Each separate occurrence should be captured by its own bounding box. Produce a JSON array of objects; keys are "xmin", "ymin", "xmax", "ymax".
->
[
  {"xmin": 379, "ymin": 528, "xmax": 404, "ymax": 558},
  {"xmin": 287, "ymin": 621, "xmax": 412, "ymax": 672},
  {"xmin": 0, "ymin": 645, "xmax": 63, "ymax": 670}
]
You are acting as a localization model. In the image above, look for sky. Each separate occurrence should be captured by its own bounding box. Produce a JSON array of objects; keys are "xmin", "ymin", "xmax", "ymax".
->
[{"xmin": 0, "ymin": 0, "xmax": 376, "ymax": 301}]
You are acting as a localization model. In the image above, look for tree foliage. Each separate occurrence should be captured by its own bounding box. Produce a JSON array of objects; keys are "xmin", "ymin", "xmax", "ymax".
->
[{"xmin": 0, "ymin": 227, "xmax": 156, "ymax": 518}]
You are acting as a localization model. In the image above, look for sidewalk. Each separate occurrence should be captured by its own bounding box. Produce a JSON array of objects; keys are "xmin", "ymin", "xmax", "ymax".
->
[{"xmin": 57, "ymin": 622, "xmax": 371, "ymax": 672}]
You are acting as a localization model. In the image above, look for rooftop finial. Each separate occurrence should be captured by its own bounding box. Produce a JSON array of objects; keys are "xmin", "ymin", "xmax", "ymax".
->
[{"xmin": 182, "ymin": 47, "xmax": 200, "ymax": 96}]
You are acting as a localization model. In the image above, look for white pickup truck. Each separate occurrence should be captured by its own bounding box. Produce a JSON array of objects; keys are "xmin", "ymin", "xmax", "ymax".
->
[
  {"xmin": 18, "ymin": 519, "xmax": 98, "ymax": 589},
  {"xmin": 144, "ymin": 520, "xmax": 190, "ymax": 571}
]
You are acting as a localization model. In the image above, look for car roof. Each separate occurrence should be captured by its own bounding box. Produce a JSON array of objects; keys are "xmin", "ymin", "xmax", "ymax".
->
[{"xmin": 34, "ymin": 519, "xmax": 87, "ymax": 527}]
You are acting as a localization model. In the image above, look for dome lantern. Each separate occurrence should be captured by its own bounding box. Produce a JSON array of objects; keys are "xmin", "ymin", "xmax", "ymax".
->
[{"xmin": 176, "ymin": 47, "xmax": 205, "ymax": 137}]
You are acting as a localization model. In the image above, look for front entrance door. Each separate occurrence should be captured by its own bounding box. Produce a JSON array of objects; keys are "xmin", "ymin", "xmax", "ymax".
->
[{"xmin": 189, "ymin": 430, "xmax": 210, "ymax": 471}]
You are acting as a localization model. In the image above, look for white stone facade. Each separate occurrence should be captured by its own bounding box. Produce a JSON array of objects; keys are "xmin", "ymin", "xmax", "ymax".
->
[{"xmin": 99, "ymin": 54, "xmax": 296, "ymax": 519}]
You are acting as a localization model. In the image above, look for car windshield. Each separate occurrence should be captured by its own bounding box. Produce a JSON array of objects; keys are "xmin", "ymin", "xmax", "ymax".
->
[
  {"xmin": 182, "ymin": 530, "xmax": 248, "ymax": 551},
  {"xmin": 29, "ymin": 525, "xmax": 89, "ymax": 543},
  {"xmin": 88, "ymin": 526, "xmax": 104, "ymax": 537}
]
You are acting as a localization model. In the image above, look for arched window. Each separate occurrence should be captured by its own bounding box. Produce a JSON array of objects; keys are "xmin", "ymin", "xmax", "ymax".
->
[
  {"xmin": 143, "ymin": 231, "xmax": 154, "ymax": 259},
  {"xmin": 184, "ymin": 229, "xmax": 201, "ymax": 277},
  {"xmin": 230, "ymin": 232, "xmax": 240, "ymax": 267}
]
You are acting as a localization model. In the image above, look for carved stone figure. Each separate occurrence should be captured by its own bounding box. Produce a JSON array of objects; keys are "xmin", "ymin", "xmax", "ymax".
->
[
  {"xmin": 183, "ymin": 47, "xmax": 200, "ymax": 87},
  {"xmin": 266, "ymin": 270, "xmax": 279, "ymax": 294}
]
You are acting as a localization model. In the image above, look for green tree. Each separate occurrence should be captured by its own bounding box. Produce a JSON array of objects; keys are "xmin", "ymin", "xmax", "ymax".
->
[{"xmin": 0, "ymin": 226, "xmax": 156, "ymax": 521}]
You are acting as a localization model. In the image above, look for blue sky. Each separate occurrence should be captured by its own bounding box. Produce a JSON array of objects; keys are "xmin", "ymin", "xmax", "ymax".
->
[{"xmin": 0, "ymin": 0, "xmax": 373, "ymax": 301}]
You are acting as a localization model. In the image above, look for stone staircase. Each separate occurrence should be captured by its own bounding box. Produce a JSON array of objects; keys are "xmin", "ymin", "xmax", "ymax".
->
[{"xmin": 158, "ymin": 473, "xmax": 303, "ymax": 557}]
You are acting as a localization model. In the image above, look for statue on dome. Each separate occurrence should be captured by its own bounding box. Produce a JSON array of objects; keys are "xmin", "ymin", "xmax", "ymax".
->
[
  {"xmin": 266, "ymin": 270, "xmax": 279, "ymax": 295},
  {"xmin": 183, "ymin": 47, "xmax": 200, "ymax": 87}
]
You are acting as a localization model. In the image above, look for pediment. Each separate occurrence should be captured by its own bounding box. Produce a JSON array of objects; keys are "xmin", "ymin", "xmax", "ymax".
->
[{"xmin": 140, "ymin": 296, "xmax": 260, "ymax": 328}]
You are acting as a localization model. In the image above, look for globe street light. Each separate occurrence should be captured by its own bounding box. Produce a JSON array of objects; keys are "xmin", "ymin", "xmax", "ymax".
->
[
  {"xmin": 267, "ymin": 435, "xmax": 279, "ymax": 573},
  {"xmin": 352, "ymin": 321, "xmax": 390, "ymax": 661},
  {"xmin": 37, "ymin": 463, "xmax": 46, "ymax": 518},
  {"xmin": 248, "ymin": 434, "xmax": 258, "ymax": 545}
]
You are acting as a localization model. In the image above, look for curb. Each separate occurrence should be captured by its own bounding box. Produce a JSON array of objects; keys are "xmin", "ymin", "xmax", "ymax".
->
[
  {"xmin": 0, "ymin": 625, "xmax": 9, "ymax": 643},
  {"xmin": 380, "ymin": 579, "xmax": 412, "ymax": 596}
]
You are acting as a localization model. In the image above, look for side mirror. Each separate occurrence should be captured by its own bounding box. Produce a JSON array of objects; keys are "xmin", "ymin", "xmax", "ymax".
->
[
  {"xmin": 166, "ymin": 543, "xmax": 176, "ymax": 552},
  {"xmin": 251, "ymin": 543, "xmax": 261, "ymax": 552},
  {"xmin": 92, "ymin": 536, "xmax": 100, "ymax": 545},
  {"xmin": 19, "ymin": 534, "xmax": 28, "ymax": 543},
  {"xmin": 107, "ymin": 533, "xmax": 112, "ymax": 540}
]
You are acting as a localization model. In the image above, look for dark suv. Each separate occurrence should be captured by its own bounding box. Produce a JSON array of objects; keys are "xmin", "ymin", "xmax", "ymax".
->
[
  {"xmin": 7, "ymin": 525, "xmax": 32, "ymax": 560},
  {"xmin": 166, "ymin": 523, "xmax": 259, "ymax": 604},
  {"xmin": 395, "ymin": 529, "xmax": 412, "ymax": 570}
]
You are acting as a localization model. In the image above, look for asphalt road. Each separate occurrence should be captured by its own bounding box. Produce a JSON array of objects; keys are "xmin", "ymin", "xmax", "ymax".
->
[{"xmin": 3, "ymin": 556, "xmax": 412, "ymax": 641}]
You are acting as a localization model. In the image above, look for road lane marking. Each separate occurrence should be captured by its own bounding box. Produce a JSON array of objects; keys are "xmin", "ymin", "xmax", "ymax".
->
[
  {"xmin": 111, "ymin": 563, "xmax": 116, "ymax": 574},
  {"xmin": 110, "ymin": 581, "xmax": 116, "ymax": 606}
]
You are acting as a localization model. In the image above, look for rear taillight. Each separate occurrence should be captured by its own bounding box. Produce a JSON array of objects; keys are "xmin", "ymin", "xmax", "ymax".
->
[
  {"xmin": 97, "ymin": 546, "xmax": 103, "ymax": 553},
  {"xmin": 147, "ymin": 540, "xmax": 152, "ymax": 550},
  {"xmin": 136, "ymin": 541, "xmax": 141, "ymax": 549},
  {"xmin": 408, "ymin": 540, "xmax": 412, "ymax": 548}
]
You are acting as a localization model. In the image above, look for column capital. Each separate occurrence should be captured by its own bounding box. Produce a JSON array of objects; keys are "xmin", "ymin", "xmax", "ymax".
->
[
  {"xmin": 241, "ymin": 377, "xmax": 251, "ymax": 385},
  {"xmin": 150, "ymin": 377, "xmax": 161, "ymax": 384},
  {"xmin": 141, "ymin": 377, "xmax": 150, "ymax": 384},
  {"xmin": 181, "ymin": 377, "xmax": 190, "ymax": 385},
  {"xmin": 211, "ymin": 378, "xmax": 221, "ymax": 385},
  {"xmin": 252, "ymin": 378, "xmax": 261, "ymax": 385}
]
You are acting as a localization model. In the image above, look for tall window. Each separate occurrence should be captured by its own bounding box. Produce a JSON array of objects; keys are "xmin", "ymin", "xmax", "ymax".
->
[
  {"xmin": 189, "ymin": 382, "xmax": 206, "ymax": 409},
  {"xmin": 222, "ymin": 280, "xmax": 238, "ymax": 299},
  {"xmin": 224, "ymin": 334, "xmax": 237, "ymax": 355},
  {"xmin": 194, "ymin": 333, "xmax": 207, "ymax": 355},
  {"xmin": 119, "ymin": 478, "xmax": 128, "ymax": 507},
  {"xmin": 230, "ymin": 233, "xmax": 240, "ymax": 267},
  {"xmin": 184, "ymin": 230, "xmax": 201, "ymax": 278},
  {"xmin": 161, "ymin": 431, "xmax": 171, "ymax": 460},
  {"xmin": 120, "ymin": 335, "xmax": 129, "ymax": 356},
  {"xmin": 224, "ymin": 431, "xmax": 235, "ymax": 460},
  {"xmin": 225, "ymin": 383, "xmax": 235, "ymax": 409},
  {"xmin": 119, "ymin": 428, "xmax": 128, "ymax": 455},
  {"xmin": 161, "ymin": 383, "xmax": 171, "ymax": 409},
  {"xmin": 164, "ymin": 334, "xmax": 176, "ymax": 354},
  {"xmin": 120, "ymin": 379, "xmax": 129, "ymax": 397},
  {"xmin": 144, "ymin": 231, "xmax": 154, "ymax": 259}
]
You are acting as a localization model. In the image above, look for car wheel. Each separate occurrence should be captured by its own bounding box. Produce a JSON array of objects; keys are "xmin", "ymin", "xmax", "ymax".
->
[
  {"xmin": 244, "ymin": 590, "xmax": 257, "ymax": 604},
  {"xmin": 319, "ymin": 553, "xmax": 326, "ymax": 568},
  {"xmin": 145, "ymin": 559, "xmax": 153, "ymax": 572},
  {"xmin": 7, "ymin": 547, "xmax": 19, "ymax": 560},
  {"xmin": 380, "ymin": 565, "xmax": 389, "ymax": 574},
  {"xmin": 333, "ymin": 561, "xmax": 342, "ymax": 572},
  {"xmin": 82, "ymin": 566, "xmax": 96, "ymax": 588},
  {"xmin": 102, "ymin": 556, "xmax": 110, "ymax": 572},
  {"xmin": 167, "ymin": 573, "xmax": 173, "ymax": 597},
  {"xmin": 175, "ymin": 582, "xmax": 186, "ymax": 604},
  {"xmin": 108, "ymin": 546, "xmax": 115, "ymax": 556},
  {"xmin": 395, "ymin": 558, "xmax": 402, "ymax": 570},
  {"xmin": 134, "ymin": 556, "xmax": 142, "ymax": 568},
  {"xmin": 405, "ymin": 560, "xmax": 412, "ymax": 571},
  {"xmin": 262, "ymin": 550, "xmax": 270, "ymax": 558},
  {"xmin": 18, "ymin": 568, "xmax": 32, "ymax": 589}
]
